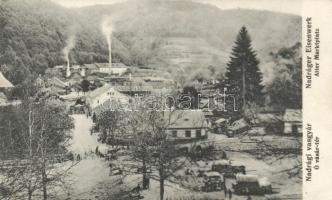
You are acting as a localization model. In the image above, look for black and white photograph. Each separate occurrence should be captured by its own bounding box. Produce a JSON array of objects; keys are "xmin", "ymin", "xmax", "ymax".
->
[{"xmin": 0, "ymin": 0, "xmax": 306, "ymax": 199}]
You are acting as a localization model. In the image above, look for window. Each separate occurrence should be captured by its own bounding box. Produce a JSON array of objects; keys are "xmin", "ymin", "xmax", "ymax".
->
[
  {"xmin": 172, "ymin": 131, "xmax": 177, "ymax": 137},
  {"xmin": 185, "ymin": 130, "xmax": 191, "ymax": 138},
  {"xmin": 196, "ymin": 130, "xmax": 201, "ymax": 138}
]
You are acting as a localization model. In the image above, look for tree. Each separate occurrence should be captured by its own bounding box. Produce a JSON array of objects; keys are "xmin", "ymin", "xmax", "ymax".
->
[
  {"xmin": 95, "ymin": 110, "xmax": 126, "ymax": 144},
  {"xmin": 22, "ymin": 98, "xmax": 74, "ymax": 200},
  {"xmin": 127, "ymin": 109, "xmax": 155, "ymax": 190},
  {"xmin": 128, "ymin": 109, "xmax": 186, "ymax": 200},
  {"xmin": 225, "ymin": 26, "xmax": 264, "ymax": 114},
  {"xmin": 81, "ymin": 79, "xmax": 90, "ymax": 93},
  {"xmin": 0, "ymin": 79, "xmax": 75, "ymax": 200},
  {"xmin": 265, "ymin": 42, "xmax": 302, "ymax": 109},
  {"xmin": 179, "ymin": 85, "xmax": 200, "ymax": 109}
]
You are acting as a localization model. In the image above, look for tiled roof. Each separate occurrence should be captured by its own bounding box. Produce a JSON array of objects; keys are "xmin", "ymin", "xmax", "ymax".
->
[
  {"xmin": 115, "ymin": 85, "xmax": 153, "ymax": 92},
  {"xmin": 0, "ymin": 72, "xmax": 13, "ymax": 88},
  {"xmin": 283, "ymin": 109, "xmax": 302, "ymax": 122},
  {"xmin": 164, "ymin": 110, "xmax": 208, "ymax": 129},
  {"xmin": 87, "ymin": 84, "xmax": 112, "ymax": 99},
  {"xmin": 251, "ymin": 113, "xmax": 282, "ymax": 124}
]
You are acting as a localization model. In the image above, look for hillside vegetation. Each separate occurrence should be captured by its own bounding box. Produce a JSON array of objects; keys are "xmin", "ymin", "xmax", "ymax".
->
[{"xmin": 0, "ymin": 0, "xmax": 301, "ymax": 85}]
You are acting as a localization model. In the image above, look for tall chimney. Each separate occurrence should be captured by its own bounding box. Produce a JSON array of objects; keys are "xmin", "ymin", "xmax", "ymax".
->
[
  {"xmin": 63, "ymin": 35, "xmax": 76, "ymax": 78},
  {"xmin": 66, "ymin": 58, "xmax": 71, "ymax": 78}
]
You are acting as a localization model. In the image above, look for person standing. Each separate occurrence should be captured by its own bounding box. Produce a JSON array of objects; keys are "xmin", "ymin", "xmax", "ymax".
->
[
  {"xmin": 95, "ymin": 146, "xmax": 99, "ymax": 154},
  {"xmin": 224, "ymin": 185, "xmax": 227, "ymax": 198},
  {"xmin": 228, "ymin": 189, "xmax": 232, "ymax": 200}
]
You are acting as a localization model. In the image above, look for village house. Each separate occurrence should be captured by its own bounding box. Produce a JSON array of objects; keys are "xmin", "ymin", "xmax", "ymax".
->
[
  {"xmin": 248, "ymin": 112, "xmax": 283, "ymax": 135},
  {"xmin": 283, "ymin": 109, "xmax": 302, "ymax": 135},
  {"xmin": 46, "ymin": 77, "xmax": 69, "ymax": 95},
  {"xmin": 85, "ymin": 84, "xmax": 130, "ymax": 113},
  {"xmin": 165, "ymin": 110, "xmax": 209, "ymax": 140}
]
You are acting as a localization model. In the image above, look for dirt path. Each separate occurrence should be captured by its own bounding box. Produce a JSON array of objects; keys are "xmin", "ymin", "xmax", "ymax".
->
[
  {"xmin": 58, "ymin": 114, "xmax": 119, "ymax": 199},
  {"xmin": 69, "ymin": 114, "xmax": 99, "ymax": 154}
]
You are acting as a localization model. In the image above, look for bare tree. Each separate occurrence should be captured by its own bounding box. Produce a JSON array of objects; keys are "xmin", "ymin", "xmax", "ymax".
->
[
  {"xmin": 95, "ymin": 109, "xmax": 126, "ymax": 145},
  {"xmin": 0, "ymin": 82, "xmax": 76, "ymax": 200},
  {"xmin": 127, "ymin": 107, "xmax": 186, "ymax": 200}
]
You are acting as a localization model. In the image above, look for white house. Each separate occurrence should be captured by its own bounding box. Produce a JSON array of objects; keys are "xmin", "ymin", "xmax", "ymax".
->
[
  {"xmin": 86, "ymin": 84, "xmax": 129, "ymax": 112},
  {"xmin": 164, "ymin": 110, "xmax": 209, "ymax": 140}
]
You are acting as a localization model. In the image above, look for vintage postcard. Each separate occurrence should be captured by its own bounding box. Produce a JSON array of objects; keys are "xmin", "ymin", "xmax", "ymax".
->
[{"xmin": 0, "ymin": 0, "xmax": 331, "ymax": 199}]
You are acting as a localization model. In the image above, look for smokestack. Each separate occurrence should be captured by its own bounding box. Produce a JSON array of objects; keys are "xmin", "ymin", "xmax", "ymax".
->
[
  {"xmin": 101, "ymin": 18, "xmax": 113, "ymax": 68},
  {"xmin": 66, "ymin": 57, "xmax": 71, "ymax": 78},
  {"xmin": 63, "ymin": 35, "xmax": 76, "ymax": 78}
]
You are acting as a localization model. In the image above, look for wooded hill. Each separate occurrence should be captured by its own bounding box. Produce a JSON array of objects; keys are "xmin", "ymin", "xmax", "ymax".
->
[{"xmin": 0, "ymin": 0, "xmax": 301, "ymax": 85}]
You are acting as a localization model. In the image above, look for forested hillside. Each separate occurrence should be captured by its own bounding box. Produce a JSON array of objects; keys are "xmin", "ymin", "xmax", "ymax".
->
[{"xmin": 0, "ymin": 0, "xmax": 301, "ymax": 85}]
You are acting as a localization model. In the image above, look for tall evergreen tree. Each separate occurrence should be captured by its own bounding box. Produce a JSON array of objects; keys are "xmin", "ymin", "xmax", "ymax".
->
[{"xmin": 225, "ymin": 26, "xmax": 264, "ymax": 114}]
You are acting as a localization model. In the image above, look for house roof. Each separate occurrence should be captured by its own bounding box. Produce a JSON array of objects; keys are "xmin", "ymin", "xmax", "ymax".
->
[
  {"xmin": 49, "ymin": 77, "xmax": 67, "ymax": 88},
  {"xmin": 0, "ymin": 72, "xmax": 13, "ymax": 88},
  {"xmin": 229, "ymin": 118, "xmax": 248, "ymax": 131},
  {"xmin": 251, "ymin": 113, "xmax": 282, "ymax": 124},
  {"xmin": 283, "ymin": 109, "xmax": 302, "ymax": 122},
  {"xmin": 82, "ymin": 64, "xmax": 99, "ymax": 69},
  {"xmin": 164, "ymin": 110, "xmax": 208, "ymax": 129},
  {"xmin": 87, "ymin": 84, "xmax": 130, "ymax": 109},
  {"xmin": 115, "ymin": 85, "xmax": 153, "ymax": 92},
  {"xmin": 83, "ymin": 63, "xmax": 128, "ymax": 69},
  {"xmin": 93, "ymin": 97, "xmax": 129, "ymax": 114},
  {"xmin": 87, "ymin": 84, "xmax": 112, "ymax": 100},
  {"xmin": 215, "ymin": 118, "xmax": 227, "ymax": 124}
]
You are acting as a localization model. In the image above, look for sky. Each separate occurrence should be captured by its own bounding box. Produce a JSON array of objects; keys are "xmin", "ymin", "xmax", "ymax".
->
[{"xmin": 50, "ymin": 0, "xmax": 302, "ymax": 15}]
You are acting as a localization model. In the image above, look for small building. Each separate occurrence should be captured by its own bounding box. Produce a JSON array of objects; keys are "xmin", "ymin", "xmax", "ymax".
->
[
  {"xmin": 213, "ymin": 117, "xmax": 228, "ymax": 134},
  {"xmin": 233, "ymin": 174, "xmax": 272, "ymax": 195},
  {"xmin": 98, "ymin": 63, "xmax": 128, "ymax": 76},
  {"xmin": 283, "ymin": 109, "xmax": 302, "ymax": 135},
  {"xmin": 165, "ymin": 110, "xmax": 209, "ymax": 140},
  {"xmin": 228, "ymin": 118, "xmax": 250, "ymax": 137},
  {"xmin": 248, "ymin": 112, "xmax": 283, "ymax": 135},
  {"xmin": 46, "ymin": 77, "xmax": 69, "ymax": 95}
]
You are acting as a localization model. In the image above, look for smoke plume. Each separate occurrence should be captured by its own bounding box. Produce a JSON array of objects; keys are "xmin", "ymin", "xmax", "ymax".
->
[
  {"xmin": 101, "ymin": 17, "xmax": 113, "ymax": 67},
  {"xmin": 63, "ymin": 35, "xmax": 76, "ymax": 67}
]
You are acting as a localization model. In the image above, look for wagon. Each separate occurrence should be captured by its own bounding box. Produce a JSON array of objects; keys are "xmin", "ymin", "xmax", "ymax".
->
[
  {"xmin": 232, "ymin": 174, "xmax": 272, "ymax": 195},
  {"xmin": 201, "ymin": 171, "xmax": 224, "ymax": 192},
  {"xmin": 211, "ymin": 160, "xmax": 246, "ymax": 177}
]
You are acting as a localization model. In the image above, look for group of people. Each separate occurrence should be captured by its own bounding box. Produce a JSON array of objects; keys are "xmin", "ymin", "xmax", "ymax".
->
[{"xmin": 67, "ymin": 152, "xmax": 84, "ymax": 161}]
